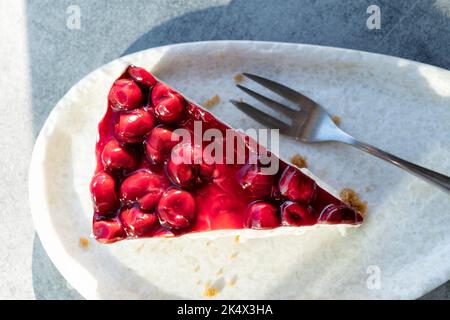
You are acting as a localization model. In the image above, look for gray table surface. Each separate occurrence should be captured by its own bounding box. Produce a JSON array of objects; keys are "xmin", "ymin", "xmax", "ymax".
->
[{"xmin": 1, "ymin": 0, "xmax": 449, "ymax": 299}]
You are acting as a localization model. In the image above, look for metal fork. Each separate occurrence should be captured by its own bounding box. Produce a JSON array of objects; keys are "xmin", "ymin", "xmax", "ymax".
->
[{"xmin": 230, "ymin": 73, "xmax": 450, "ymax": 193}]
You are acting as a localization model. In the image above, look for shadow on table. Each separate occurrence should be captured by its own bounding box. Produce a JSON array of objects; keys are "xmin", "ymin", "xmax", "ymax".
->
[{"xmin": 26, "ymin": 0, "xmax": 450, "ymax": 299}]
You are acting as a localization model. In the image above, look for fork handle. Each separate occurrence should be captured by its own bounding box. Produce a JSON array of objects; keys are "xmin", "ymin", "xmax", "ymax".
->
[{"xmin": 339, "ymin": 134, "xmax": 450, "ymax": 193}]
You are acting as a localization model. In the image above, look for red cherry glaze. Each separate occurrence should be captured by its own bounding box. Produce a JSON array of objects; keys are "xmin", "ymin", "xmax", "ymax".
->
[
  {"xmin": 114, "ymin": 108, "xmax": 155, "ymax": 143},
  {"xmin": 157, "ymin": 189, "xmax": 196, "ymax": 229},
  {"xmin": 151, "ymin": 82, "xmax": 172, "ymax": 104},
  {"xmin": 167, "ymin": 160, "xmax": 196, "ymax": 187},
  {"xmin": 108, "ymin": 79, "xmax": 142, "ymax": 111},
  {"xmin": 90, "ymin": 171, "xmax": 119, "ymax": 215},
  {"xmin": 119, "ymin": 207, "xmax": 158, "ymax": 237},
  {"xmin": 93, "ymin": 220, "xmax": 126, "ymax": 243},
  {"xmin": 91, "ymin": 65, "xmax": 363, "ymax": 243},
  {"xmin": 280, "ymin": 201, "xmax": 317, "ymax": 226},
  {"xmin": 246, "ymin": 202, "xmax": 280, "ymax": 229},
  {"xmin": 318, "ymin": 204, "xmax": 363, "ymax": 224},
  {"xmin": 127, "ymin": 66, "xmax": 156, "ymax": 87},
  {"xmin": 239, "ymin": 164, "xmax": 275, "ymax": 198},
  {"xmin": 278, "ymin": 167, "xmax": 316, "ymax": 203},
  {"xmin": 120, "ymin": 170, "xmax": 169, "ymax": 211},
  {"xmin": 101, "ymin": 139, "xmax": 137, "ymax": 171},
  {"xmin": 145, "ymin": 126, "xmax": 180, "ymax": 164},
  {"xmin": 154, "ymin": 96, "xmax": 185, "ymax": 123}
]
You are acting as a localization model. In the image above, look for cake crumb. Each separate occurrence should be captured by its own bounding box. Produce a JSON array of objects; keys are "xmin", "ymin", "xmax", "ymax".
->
[
  {"xmin": 234, "ymin": 73, "xmax": 244, "ymax": 83},
  {"xmin": 229, "ymin": 252, "xmax": 239, "ymax": 260},
  {"xmin": 203, "ymin": 286, "xmax": 218, "ymax": 297},
  {"xmin": 79, "ymin": 237, "xmax": 89, "ymax": 249},
  {"xmin": 206, "ymin": 240, "xmax": 213, "ymax": 246},
  {"xmin": 332, "ymin": 115, "xmax": 341, "ymax": 125},
  {"xmin": 135, "ymin": 244, "xmax": 145, "ymax": 252},
  {"xmin": 340, "ymin": 188, "xmax": 368, "ymax": 216},
  {"xmin": 227, "ymin": 278, "xmax": 237, "ymax": 287},
  {"xmin": 193, "ymin": 265, "xmax": 200, "ymax": 272},
  {"xmin": 290, "ymin": 154, "xmax": 308, "ymax": 168},
  {"xmin": 365, "ymin": 186, "xmax": 371, "ymax": 192},
  {"xmin": 215, "ymin": 268, "xmax": 223, "ymax": 276},
  {"xmin": 234, "ymin": 235, "xmax": 240, "ymax": 243},
  {"xmin": 196, "ymin": 279, "xmax": 202, "ymax": 286},
  {"xmin": 203, "ymin": 95, "xmax": 220, "ymax": 108}
]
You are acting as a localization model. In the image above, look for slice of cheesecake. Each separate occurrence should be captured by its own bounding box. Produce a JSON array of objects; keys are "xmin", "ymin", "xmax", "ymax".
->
[{"xmin": 89, "ymin": 65, "xmax": 363, "ymax": 243}]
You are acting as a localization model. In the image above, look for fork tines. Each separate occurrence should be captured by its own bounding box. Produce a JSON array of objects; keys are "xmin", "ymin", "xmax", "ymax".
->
[{"xmin": 230, "ymin": 73, "xmax": 320, "ymax": 132}]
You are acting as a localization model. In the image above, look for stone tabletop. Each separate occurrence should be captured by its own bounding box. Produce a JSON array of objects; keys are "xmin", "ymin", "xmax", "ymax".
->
[{"xmin": 1, "ymin": 0, "xmax": 449, "ymax": 299}]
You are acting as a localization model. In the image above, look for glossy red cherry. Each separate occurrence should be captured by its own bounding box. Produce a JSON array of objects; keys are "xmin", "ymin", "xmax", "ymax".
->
[
  {"xmin": 119, "ymin": 207, "xmax": 158, "ymax": 237},
  {"xmin": 114, "ymin": 108, "xmax": 155, "ymax": 143},
  {"xmin": 239, "ymin": 165, "xmax": 275, "ymax": 198},
  {"xmin": 93, "ymin": 219, "xmax": 126, "ymax": 243},
  {"xmin": 318, "ymin": 204, "xmax": 363, "ymax": 224},
  {"xmin": 108, "ymin": 79, "xmax": 142, "ymax": 111},
  {"xmin": 278, "ymin": 167, "xmax": 316, "ymax": 203},
  {"xmin": 157, "ymin": 189, "xmax": 196, "ymax": 229},
  {"xmin": 151, "ymin": 82, "xmax": 172, "ymax": 105},
  {"xmin": 154, "ymin": 96, "xmax": 185, "ymax": 123},
  {"xmin": 166, "ymin": 143, "xmax": 196, "ymax": 187},
  {"xmin": 90, "ymin": 171, "xmax": 119, "ymax": 215},
  {"xmin": 145, "ymin": 127, "xmax": 180, "ymax": 164},
  {"xmin": 166, "ymin": 160, "xmax": 196, "ymax": 187},
  {"xmin": 246, "ymin": 202, "xmax": 279, "ymax": 229},
  {"xmin": 101, "ymin": 139, "xmax": 137, "ymax": 171},
  {"xmin": 280, "ymin": 201, "xmax": 317, "ymax": 226},
  {"xmin": 127, "ymin": 66, "xmax": 156, "ymax": 87},
  {"xmin": 120, "ymin": 170, "xmax": 168, "ymax": 211},
  {"xmin": 196, "ymin": 149, "xmax": 217, "ymax": 181}
]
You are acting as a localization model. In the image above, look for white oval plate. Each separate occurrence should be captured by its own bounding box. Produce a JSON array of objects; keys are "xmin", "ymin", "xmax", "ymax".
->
[{"xmin": 29, "ymin": 41, "xmax": 450, "ymax": 299}]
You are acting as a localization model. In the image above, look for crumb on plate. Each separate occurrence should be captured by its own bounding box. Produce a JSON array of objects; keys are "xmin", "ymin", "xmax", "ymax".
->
[
  {"xmin": 203, "ymin": 95, "xmax": 220, "ymax": 108},
  {"xmin": 193, "ymin": 265, "xmax": 200, "ymax": 272},
  {"xmin": 229, "ymin": 252, "xmax": 239, "ymax": 260},
  {"xmin": 332, "ymin": 115, "xmax": 341, "ymax": 125},
  {"xmin": 227, "ymin": 278, "xmax": 237, "ymax": 287},
  {"xmin": 79, "ymin": 236, "xmax": 89, "ymax": 249},
  {"xmin": 215, "ymin": 268, "xmax": 223, "ymax": 276},
  {"xmin": 340, "ymin": 188, "xmax": 368, "ymax": 215},
  {"xmin": 203, "ymin": 286, "xmax": 218, "ymax": 297},
  {"xmin": 290, "ymin": 154, "xmax": 307, "ymax": 168},
  {"xmin": 234, "ymin": 73, "xmax": 244, "ymax": 83},
  {"xmin": 234, "ymin": 235, "xmax": 240, "ymax": 243}
]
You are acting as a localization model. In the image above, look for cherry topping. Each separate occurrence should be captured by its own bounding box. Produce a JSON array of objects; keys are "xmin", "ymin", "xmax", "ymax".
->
[
  {"xmin": 101, "ymin": 139, "xmax": 137, "ymax": 171},
  {"xmin": 318, "ymin": 204, "xmax": 363, "ymax": 224},
  {"xmin": 154, "ymin": 96, "xmax": 185, "ymax": 123},
  {"xmin": 90, "ymin": 171, "xmax": 119, "ymax": 215},
  {"xmin": 144, "ymin": 127, "xmax": 180, "ymax": 164},
  {"xmin": 119, "ymin": 207, "xmax": 158, "ymax": 237},
  {"xmin": 108, "ymin": 79, "xmax": 142, "ymax": 111},
  {"xmin": 127, "ymin": 66, "xmax": 156, "ymax": 87},
  {"xmin": 167, "ymin": 160, "xmax": 196, "ymax": 187},
  {"xmin": 157, "ymin": 189, "xmax": 196, "ymax": 229},
  {"xmin": 246, "ymin": 202, "xmax": 280, "ymax": 229},
  {"xmin": 120, "ymin": 170, "xmax": 168, "ymax": 211},
  {"xmin": 278, "ymin": 167, "xmax": 316, "ymax": 203},
  {"xmin": 239, "ymin": 164, "xmax": 275, "ymax": 198},
  {"xmin": 151, "ymin": 82, "xmax": 172, "ymax": 104},
  {"xmin": 114, "ymin": 108, "xmax": 155, "ymax": 143},
  {"xmin": 151, "ymin": 82, "xmax": 185, "ymax": 123},
  {"xmin": 280, "ymin": 201, "xmax": 317, "ymax": 226},
  {"xmin": 93, "ymin": 219, "xmax": 126, "ymax": 243}
]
